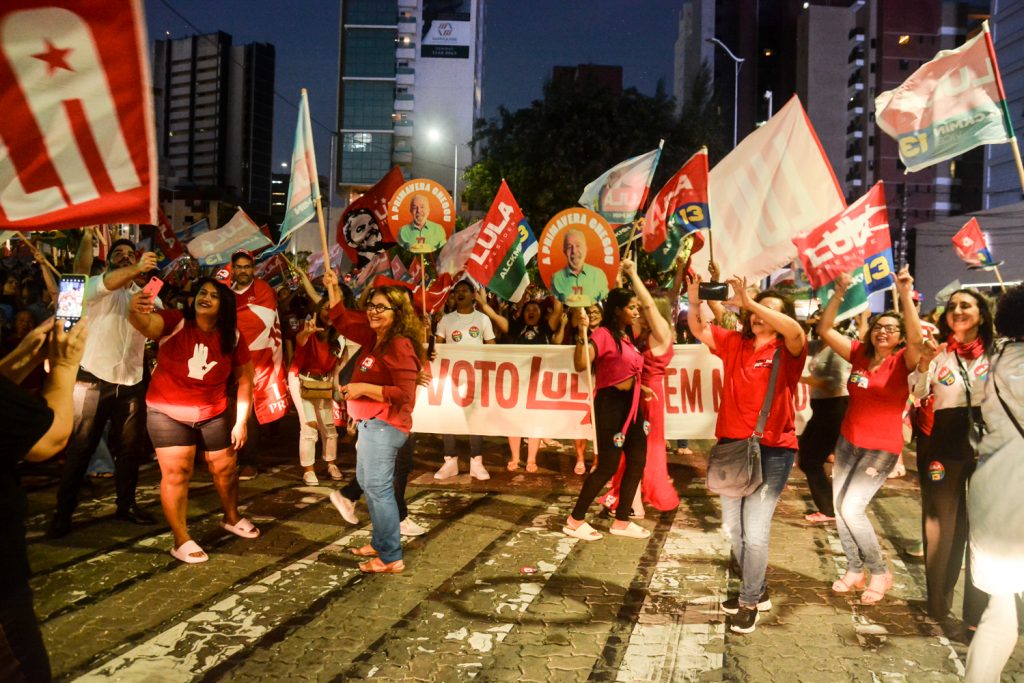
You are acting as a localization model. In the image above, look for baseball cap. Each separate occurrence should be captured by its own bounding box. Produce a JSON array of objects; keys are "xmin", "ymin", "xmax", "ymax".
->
[{"xmin": 231, "ymin": 250, "xmax": 255, "ymax": 264}]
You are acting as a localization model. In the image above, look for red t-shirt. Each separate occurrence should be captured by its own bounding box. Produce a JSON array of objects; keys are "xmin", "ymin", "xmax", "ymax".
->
[
  {"xmin": 711, "ymin": 326, "xmax": 806, "ymax": 449},
  {"xmin": 147, "ymin": 310, "xmax": 251, "ymax": 423},
  {"xmin": 289, "ymin": 335, "xmax": 338, "ymax": 378},
  {"xmin": 841, "ymin": 340, "xmax": 910, "ymax": 454},
  {"xmin": 327, "ymin": 303, "xmax": 420, "ymax": 433}
]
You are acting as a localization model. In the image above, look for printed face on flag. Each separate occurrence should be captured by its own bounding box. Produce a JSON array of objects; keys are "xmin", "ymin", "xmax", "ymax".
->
[
  {"xmin": 338, "ymin": 165, "xmax": 404, "ymax": 266},
  {"xmin": 390, "ymin": 178, "xmax": 454, "ymax": 254},
  {"xmin": 0, "ymin": 0, "xmax": 157, "ymax": 231},
  {"xmin": 538, "ymin": 208, "xmax": 618, "ymax": 307}
]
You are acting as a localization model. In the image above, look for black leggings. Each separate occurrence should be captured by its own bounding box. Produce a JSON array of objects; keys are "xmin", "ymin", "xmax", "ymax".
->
[
  {"xmin": 917, "ymin": 407, "xmax": 988, "ymax": 626},
  {"xmin": 797, "ymin": 396, "xmax": 847, "ymax": 517},
  {"xmin": 341, "ymin": 433, "xmax": 415, "ymax": 521},
  {"xmin": 572, "ymin": 386, "xmax": 647, "ymax": 522}
]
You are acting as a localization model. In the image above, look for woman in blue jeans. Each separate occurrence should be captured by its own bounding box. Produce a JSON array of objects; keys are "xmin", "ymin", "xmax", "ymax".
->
[
  {"xmin": 686, "ymin": 273, "xmax": 807, "ymax": 634},
  {"xmin": 322, "ymin": 269, "xmax": 423, "ymax": 573},
  {"xmin": 817, "ymin": 266, "xmax": 923, "ymax": 604}
]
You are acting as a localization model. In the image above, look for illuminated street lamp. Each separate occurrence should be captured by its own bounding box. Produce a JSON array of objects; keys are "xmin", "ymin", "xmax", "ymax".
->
[{"xmin": 427, "ymin": 127, "xmax": 459, "ymax": 213}]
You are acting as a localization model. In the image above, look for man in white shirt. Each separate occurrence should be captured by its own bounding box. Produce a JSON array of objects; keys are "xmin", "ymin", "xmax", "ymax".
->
[
  {"xmin": 49, "ymin": 239, "xmax": 159, "ymax": 538},
  {"xmin": 433, "ymin": 280, "xmax": 495, "ymax": 480}
]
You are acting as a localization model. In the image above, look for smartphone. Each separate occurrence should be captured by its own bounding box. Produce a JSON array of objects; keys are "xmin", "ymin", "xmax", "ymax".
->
[
  {"xmin": 142, "ymin": 276, "xmax": 164, "ymax": 299},
  {"xmin": 698, "ymin": 281, "xmax": 729, "ymax": 301},
  {"xmin": 55, "ymin": 274, "xmax": 88, "ymax": 330}
]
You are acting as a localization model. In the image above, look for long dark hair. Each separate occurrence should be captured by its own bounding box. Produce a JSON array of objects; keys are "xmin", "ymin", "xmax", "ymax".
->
[
  {"xmin": 936, "ymin": 288, "xmax": 995, "ymax": 354},
  {"xmin": 600, "ymin": 287, "xmax": 637, "ymax": 351},
  {"xmin": 740, "ymin": 289, "xmax": 797, "ymax": 339},
  {"xmin": 184, "ymin": 277, "xmax": 237, "ymax": 355},
  {"xmin": 862, "ymin": 310, "xmax": 904, "ymax": 359}
]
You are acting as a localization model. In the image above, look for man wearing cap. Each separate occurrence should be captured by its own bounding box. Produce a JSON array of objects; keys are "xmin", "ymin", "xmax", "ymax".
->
[
  {"xmin": 231, "ymin": 250, "xmax": 289, "ymax": 479},
  {"xmin": 49, "ymin": 237, "xmax": 159, "ymax": 538}
]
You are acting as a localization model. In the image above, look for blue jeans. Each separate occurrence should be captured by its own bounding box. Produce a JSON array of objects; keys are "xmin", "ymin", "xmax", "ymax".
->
[
  {"xmin": 355, "ymin": 419, "xmax": 408, "ymax": 563},
  {"xmin": 832, "ymin": 435, "xmax": 897, "ymax": 574},
  {"xmin": 720, "ymin": 445, "xmax": 795, "ymax": 605},
  {"xmin": 442, "ymin": 434, "xmax": 483, "ymax": 458}
]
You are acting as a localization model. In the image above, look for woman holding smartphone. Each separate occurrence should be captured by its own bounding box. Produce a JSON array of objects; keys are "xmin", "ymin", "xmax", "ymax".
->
[{"xmin": 129, "ymin": 277, "xmax": 258, "ymax": 564}]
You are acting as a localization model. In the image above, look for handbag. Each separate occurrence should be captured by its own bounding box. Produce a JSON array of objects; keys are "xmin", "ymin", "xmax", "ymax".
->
[
  {"xmin": 299, "ymin": 373, "xmax": 334, "ymax": 400},
  {"xmin": 706, "ymin": 348, "xmax": 783, "ymax": 497}
]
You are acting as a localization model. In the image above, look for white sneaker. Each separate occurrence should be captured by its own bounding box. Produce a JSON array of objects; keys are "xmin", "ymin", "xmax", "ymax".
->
[
  {"xmin": 400, "ymin": 518, "xmax": 427, "ymax": 537},
  {"xmin": 302, "ymin": 470, "xmax": 319, "ymax": 486},
  {"xmin": 469, "ymin": 456, "xmax": 490, "ymax": 481},
  {"xmin": 326, "ymin": 463, "xmax": 343, "ymax": 481},
  {"xmin": 329, "ymin": 491, "xmax": 359, "ymax": 525},
  {"xmin": 434, "ymin": 457, "xmax": 459, "ymax": 480}
]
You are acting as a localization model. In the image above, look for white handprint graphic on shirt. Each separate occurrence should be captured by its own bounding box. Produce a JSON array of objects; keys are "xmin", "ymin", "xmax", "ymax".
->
[{"xmin": 187, "ymin": 343, "xmax": 218, "ymax": 380}]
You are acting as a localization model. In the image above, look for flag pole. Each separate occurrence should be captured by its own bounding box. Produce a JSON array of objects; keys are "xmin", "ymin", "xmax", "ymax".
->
[
  {"xmin": 982, "ymin": 23, "xmax": 1024, "ymax": 195},
  {"xmin": 16, "ymin": 233, "xmax": 61, "ymax": 278},
  {"xmin": 419, "ymin": 254, "xmax": 428, "ymax": 317},
  {"xmin": 993, "ymin": 265, "xmax": 1008, "ymax": 292},
  {"xmin": 579, "ymin": 316, "xmax": 599, "ymax": 458},
  {"xmin": 619, "ymin": 139, "xmax": 665, "ymax": 259}
]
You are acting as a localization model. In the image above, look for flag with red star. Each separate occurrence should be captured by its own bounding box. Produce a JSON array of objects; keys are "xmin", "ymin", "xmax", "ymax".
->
[
  {"xmin": 0, "ymin": 0, "xmax": 157, "ymax": 231},
  {"xmin": 234, "ymin": 278, "xmax": 289, "ymax": 424}
]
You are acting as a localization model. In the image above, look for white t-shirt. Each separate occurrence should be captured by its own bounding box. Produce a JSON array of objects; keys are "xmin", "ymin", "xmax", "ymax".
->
[
  {"xmin": 912, "ymin": 348, "xmax": 989, "ymax": 411},
  {"xmin": 80, "ymin": 275, "xmax": 159, "ymax": 386},
  {"xmin": 436, "ymin": 310, "xmax": 495, "ymax": 345}
]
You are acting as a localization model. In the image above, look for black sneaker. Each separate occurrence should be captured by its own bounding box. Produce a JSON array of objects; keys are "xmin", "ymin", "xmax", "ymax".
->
[
  {"xmin": 46, "ymin": 513, "xmax": 72, "ymax": 539},
  {"xmin": 721, "ymin": 588, "xmax": 772, "ymax": 615},
  {"xmin": 729, "ymin": 606, "xmax": 759, "ymax": 634}
]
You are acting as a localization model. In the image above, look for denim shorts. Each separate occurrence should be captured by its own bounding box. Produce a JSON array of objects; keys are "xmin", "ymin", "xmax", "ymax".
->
[{"xmin": 147, "ymin": 409, "xmax": 231, "ymax": 451}]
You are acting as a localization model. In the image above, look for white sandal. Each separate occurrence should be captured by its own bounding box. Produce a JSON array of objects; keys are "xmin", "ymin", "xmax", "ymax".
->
[
  {"xmin": 609, "ymin": 521, "xmax": 651, "ymax": 539},
  {"xmin": 222, "ymin": 517, "xmax": 260, "ymax": 539},
  {"xmin": 170, "ymin": 539, "xmax": 208, "ymax": 564},
  {"xmin": 562, "ymin": 521, "xmax": 602, "ymax": 541}
]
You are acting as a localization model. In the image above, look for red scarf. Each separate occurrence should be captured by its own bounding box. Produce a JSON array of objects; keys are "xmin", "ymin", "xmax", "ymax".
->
[{"xmin": 947, "ymin": 335, "xmax": 984, "ymax": 360}]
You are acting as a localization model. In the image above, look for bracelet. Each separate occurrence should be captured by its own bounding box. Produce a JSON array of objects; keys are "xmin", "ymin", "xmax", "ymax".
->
[{"xmin": 576, "ymin": 336, "xmax": 586, "ymax": 345}]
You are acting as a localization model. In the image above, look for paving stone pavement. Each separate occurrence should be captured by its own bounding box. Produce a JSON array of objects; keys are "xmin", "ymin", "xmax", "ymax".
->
[{"xmin": 20, "ymin": 427, "xmax": 1024, "ymax": 682}]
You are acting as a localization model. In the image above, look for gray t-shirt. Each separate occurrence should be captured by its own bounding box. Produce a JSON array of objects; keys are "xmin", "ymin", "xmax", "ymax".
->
[{"xmin": 807, "ymin": 338, "xmax": 851, "ymax": 399}]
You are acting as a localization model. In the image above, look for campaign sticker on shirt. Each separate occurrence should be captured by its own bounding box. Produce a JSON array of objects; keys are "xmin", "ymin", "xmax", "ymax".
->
[
  {"xmin": 928, "ymin": 460, "xmax": 945, "ymax": 482},
  {"xmin": 974, "ymin": 363, "xmax": 989, "ymax": 381},
  {"xmin": 359, "ymin": 356, "xmax": 376, "ymax": 373},
  {"xmin": 753, "ymin": 358, "xmax": 775, "ymax": 369},
  {"xmin": 643, "ymin": 420, "xmax": 651, "ymax": 436},
  {"xmin": 469, "ymin": 325, "xmax": 481, "ymax": 338},
  {"xmin": 451, "ymin": 330, "xmax": 463, "ymax": 342},
  {"xmin": 612, "ymin": 432, "xmax": 625, "ymax": 448},
  {"xmin": 848, "ymin": 371, "xmax": 869, "ymax": 389},
  {"xmin": 937, "ymin": 366, "xmax": 956, "ymax": 386}
]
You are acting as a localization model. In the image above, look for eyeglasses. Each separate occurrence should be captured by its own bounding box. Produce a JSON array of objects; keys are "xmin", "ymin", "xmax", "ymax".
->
[
  {"xmin": 873, "ymin": 324, "xmax": 901, "ymax": 334},
  {"xmin": 365, "ymin": 303, "xmax": 395, "ymax": 314}
]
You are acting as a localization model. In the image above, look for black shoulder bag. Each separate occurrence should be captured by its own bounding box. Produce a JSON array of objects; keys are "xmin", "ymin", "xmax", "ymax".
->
[{"xmin": 706, "ymin": 347, "xmax": 783, "ymax": 497}]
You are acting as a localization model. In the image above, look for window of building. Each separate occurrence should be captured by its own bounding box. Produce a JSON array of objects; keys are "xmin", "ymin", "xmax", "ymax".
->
[
  {"xmin": 342, "ymin": 81, "xmax": 396, "ymax": 129},
  {"xmin": 340, "ymin": 133, "xmax": 393, "ymax": 185},
  {"xmin": 899, "ymin": 59, "xmax": 910, "ymax": 70},
  {"xmin": 344, "ymin": 28, "xmax": 397, "ymax": 78},
  {"xmin": 345, "ymin": 0, "xmax": 397, "ymax": 24}
]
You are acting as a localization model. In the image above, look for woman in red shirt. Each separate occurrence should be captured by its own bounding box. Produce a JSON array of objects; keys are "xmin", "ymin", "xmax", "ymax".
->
[
  {"xmin": 817, "ymin": 266, "xmax": 924, "ymax": 604},
  {"xmin": 321, "ymin": 269, "xmax": 423, "ymax": 574},
  {"xmin": 687, "ymin": 273, "xmax": 807, "ymax": 634},
  {"xmin": 288, "ymin": 299, "xmax": 342, "ymax": 486},
  {"xmin": 129, "ymin": 277, "xmax": 257, "ymax": 564}
]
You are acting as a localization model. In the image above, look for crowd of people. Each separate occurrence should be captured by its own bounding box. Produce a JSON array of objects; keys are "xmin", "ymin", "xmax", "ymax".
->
[{"xmin": 3, "ymin": 231, "xmax": 1023, "ymax": 682}]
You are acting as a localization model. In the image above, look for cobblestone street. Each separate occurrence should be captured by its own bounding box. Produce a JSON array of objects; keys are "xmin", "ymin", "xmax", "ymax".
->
[{"xmin": 22, "ymin": 427, "xmax": 1024, "ymax": 682}]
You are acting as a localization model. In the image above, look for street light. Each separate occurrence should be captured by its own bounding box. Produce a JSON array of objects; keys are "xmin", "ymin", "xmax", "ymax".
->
[
  {"xmin": 707, "ymin": 37, "xmax": 745, "ymax": 149},
  {"xmin": 427, "ymin": 127, "xmax": 459, "ymax": 214}
]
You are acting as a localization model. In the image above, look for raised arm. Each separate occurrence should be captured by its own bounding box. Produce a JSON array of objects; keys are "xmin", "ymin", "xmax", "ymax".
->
[
  {"xmin": 895, "ymin": 266, "xmax": 924, "ymax": 369},
  {"xmin": 104, "ymin": 251, "xmax": 158, "ymax": 291},
  {"xmin": 127, "ymin": 291, "xmax": 165, "ymax": 340},
  {"xmin": 474, "ymin": 288, "xmax": 508, "ymax": 334},
  {"xmin": 622, "ymin": 257, "xmax": 671, "ymax": 353},
  {"xmin": 816, "ymin": 272, "xmax": 853, "ymax": 362},
  {"xmin": 295, "ymin": 266, "xmax": 322, "ymax": 306},
  {"xmin": 572, "ymin": 308, "xmax": 596, "ymax": 372},
  {"xmin": 74, "ymin": 227, "xmax": 95, "ymax": 275},
  {"xmin": 685, "ymin": 272, "xmax": 716, "ymax": 350},
  {"xmin": 27, "ymin": 320, "xmax": 89, "ymax": 461},
  {"xmin": 727, "ymin": 275, "xmax": 805, "ymax": 357}
]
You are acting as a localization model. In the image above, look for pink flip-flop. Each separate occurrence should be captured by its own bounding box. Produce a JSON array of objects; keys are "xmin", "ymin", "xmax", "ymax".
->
[
  {"xmin": 170, "ymin": 540, "xmax": 208, "ymax": 564},
  {"xmin": 222, "ymin": 517, "xmax": 260, "ymax": 539}
]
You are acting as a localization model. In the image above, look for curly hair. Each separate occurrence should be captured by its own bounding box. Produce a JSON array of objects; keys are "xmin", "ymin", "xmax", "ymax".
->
[
  {"xmin": 740, "ymin": 289, "xmax": 797, "ymax": 339},
  {"xmin": 936, "ymin": 288, "xmax": 995, "ymax": 353},
  {"xmin": 995, "ymin": 284, "xmax": 1024, "ymax": 340},
  {"xmin": 366, "ymin": 286, "xmax": 426, "ymax": 363}
]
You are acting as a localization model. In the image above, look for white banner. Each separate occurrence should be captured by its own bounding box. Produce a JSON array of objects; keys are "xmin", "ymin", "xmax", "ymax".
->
[{"xmin": 412, "ymin": 344, "xmax": 812, "ymax": 439}]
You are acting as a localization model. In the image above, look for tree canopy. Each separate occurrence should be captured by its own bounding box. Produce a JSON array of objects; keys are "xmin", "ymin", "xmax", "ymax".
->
[{"xmin": 464, "ymin": 65, "xmax": 727, "ymax": 237}]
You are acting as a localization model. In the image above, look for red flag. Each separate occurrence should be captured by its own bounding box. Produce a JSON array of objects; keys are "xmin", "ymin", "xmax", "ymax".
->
[
  {"xmin": 412, "ymin": 271, "xmax": 456, "ymax": 315},
  {"xmin": 952, "ymin": 217, "xmax": 995, "ymax": 267},
  {"xmin": 642, "ymin": 147, "xmax": 710, "ymax": 252},
  {"xmin": 0, "ymin": 0, "xmax": 157, "ymax": 231},
  {"xmin": 337, "ymin": 166, "xmax": 404, "ymax": 266},
  {"xmin": 234, "ymin": 279, "xmax": 288, "ymax": 424},
  {"xmin": 792, "ymin": 183, "xmax": 888, "ymax": 289},
  {"xmin": 152, "ymin": 207, "xmax": 184, "ymax": 262}
]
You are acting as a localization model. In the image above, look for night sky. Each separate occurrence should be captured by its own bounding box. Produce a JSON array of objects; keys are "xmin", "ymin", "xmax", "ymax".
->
[{"xmin": 144, "ymin": 0, "xmax": 680, "ymax": 177}]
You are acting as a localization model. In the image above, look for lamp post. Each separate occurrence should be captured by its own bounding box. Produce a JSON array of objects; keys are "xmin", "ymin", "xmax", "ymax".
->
[
  {"xmin": 707, "ymin": 37, "xmax": 745, "ymax": 149},
  {"xmin": 427, "ymin": 128, "xmax": 459, "ymax": 214}
]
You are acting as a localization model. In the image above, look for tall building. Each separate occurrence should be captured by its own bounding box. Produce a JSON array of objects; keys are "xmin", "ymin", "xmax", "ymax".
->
[
  {"xmin": 673, "ymin": 0, "xmax": 716, "ymax": 113},
  {"xmin": 984, "ymin": 0, "xmax": 1024, "ymax": 209},
  {"xmin": 336, "ymin": 0, "xmax": 485, "ymax": 209},
  {"xmin": 152, "ymin": 32, "xmax": 276, "ymax": 227}
]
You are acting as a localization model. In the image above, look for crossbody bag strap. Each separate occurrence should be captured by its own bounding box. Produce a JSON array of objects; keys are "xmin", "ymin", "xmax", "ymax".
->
[
  {"xmin": 753, "ymin": 347, "xmax": 784, "ymax": 439},
  {"xmin": 952, "ymin": 351, "xmax": 986, "ymax": 445},
  {"xmin": 992, "ymin": 344, "xmax": 1024, "ymax": 441}
]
